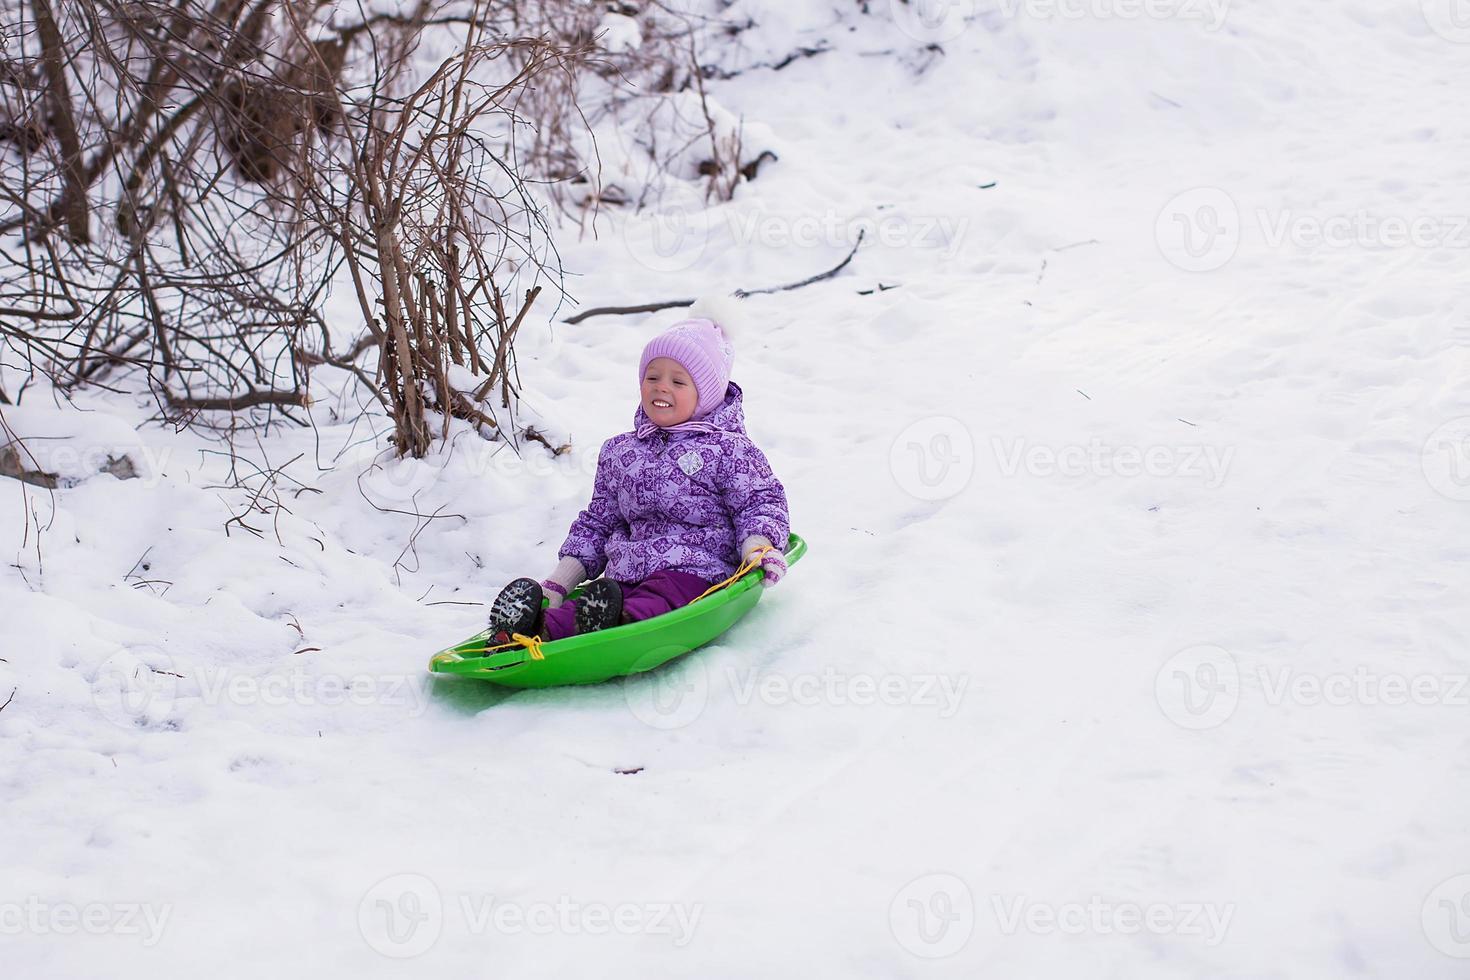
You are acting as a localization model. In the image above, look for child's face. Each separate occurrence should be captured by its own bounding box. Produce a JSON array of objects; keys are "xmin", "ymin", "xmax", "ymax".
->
[{"xmin": 641, "ymin": 357, "xmax": 697, "ymax": 426}]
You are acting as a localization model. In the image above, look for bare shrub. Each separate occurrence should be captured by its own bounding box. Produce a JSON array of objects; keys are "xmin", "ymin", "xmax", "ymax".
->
[
  {"xmin": 0, "ymin": 0, "xmax": 582, "ymax": 455},
  {"xmin": 0, "ymin": 0, "xmax": 783, "ymax": 462}
]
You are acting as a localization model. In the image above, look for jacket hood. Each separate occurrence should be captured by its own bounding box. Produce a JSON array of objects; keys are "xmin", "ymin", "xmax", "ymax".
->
[{"xmin": 633, "ymin": 381, "xmax": 747, "ymax": 440}]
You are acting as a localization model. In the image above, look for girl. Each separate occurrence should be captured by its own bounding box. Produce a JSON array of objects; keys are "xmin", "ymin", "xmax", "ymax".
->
[{"xmin": 487, "ymin": 298, "xmax": 791, "ymax": 644}]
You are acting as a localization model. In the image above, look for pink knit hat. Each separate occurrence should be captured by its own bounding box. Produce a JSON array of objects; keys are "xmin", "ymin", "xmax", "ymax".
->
[{"xmin": 638, "ymin": 298, "xmax": 739, "ymax": 420}]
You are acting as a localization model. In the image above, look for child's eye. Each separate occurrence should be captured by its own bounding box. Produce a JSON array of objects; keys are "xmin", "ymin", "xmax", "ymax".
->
[{"xmin": 674, "ymin": 379, "xmax": 686, "ymax": 386}]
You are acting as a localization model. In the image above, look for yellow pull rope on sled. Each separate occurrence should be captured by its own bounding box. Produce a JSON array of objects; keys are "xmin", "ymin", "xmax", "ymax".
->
[
  {"xmin": 512, "ymin": 633, "xmax": 546, "ymax": 660},
  {"xmin": 457, "ymin": 546, "xmax": 776, "ymax": 663},
  {"xmin": 455, "ymin": 631, "xmax": 546, "ymax": 661},
  {"xmin": 691, "ymin": 544, "xmax": 773, "ymax": 602}
]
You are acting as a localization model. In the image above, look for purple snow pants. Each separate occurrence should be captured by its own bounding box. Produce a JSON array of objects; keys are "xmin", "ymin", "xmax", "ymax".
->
[{"xmin": 540, "ymin": 569, "xmax": 717, "ymax": 641}]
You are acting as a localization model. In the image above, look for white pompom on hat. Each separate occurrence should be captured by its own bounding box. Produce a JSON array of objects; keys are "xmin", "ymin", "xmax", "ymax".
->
[{"xmin": 638, "ymin": 294, "xmax": 746, "ymax": 419}]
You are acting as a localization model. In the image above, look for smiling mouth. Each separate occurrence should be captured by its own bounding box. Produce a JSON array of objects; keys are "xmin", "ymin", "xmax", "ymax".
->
[{"xmin": 651, "ymin": 399, "xmax": 672, "ymax": 409}]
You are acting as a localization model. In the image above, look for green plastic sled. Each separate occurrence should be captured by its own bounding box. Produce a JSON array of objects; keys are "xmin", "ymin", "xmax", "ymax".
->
[{"xmin": 429, "ymin": 533, "xmax": 807, "ymax": 688}]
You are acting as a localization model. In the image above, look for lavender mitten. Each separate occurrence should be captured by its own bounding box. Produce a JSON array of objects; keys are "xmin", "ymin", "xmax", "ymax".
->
[{"xmin": 741, "ymin": 536, "xmax": 787, "ymax": 589}]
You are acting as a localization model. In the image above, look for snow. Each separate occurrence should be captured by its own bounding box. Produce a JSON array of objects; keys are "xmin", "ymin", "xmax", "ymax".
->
[
  {"xmin": 597, "ymin": 12, "xmax": 643, "ymax": 54},
  {"xmin": 0, "ymin": 402, "xmax": 152, "ymax": 485},
  {"xmin": 5, "ymin": 1, "xmax": 1470, "ymax": 977}
]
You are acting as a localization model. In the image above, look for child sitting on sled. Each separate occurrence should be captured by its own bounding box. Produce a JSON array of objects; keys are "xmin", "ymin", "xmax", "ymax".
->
[{"xmin": 487, "ymin": 297, "xmax": 791, "ymax": 644}]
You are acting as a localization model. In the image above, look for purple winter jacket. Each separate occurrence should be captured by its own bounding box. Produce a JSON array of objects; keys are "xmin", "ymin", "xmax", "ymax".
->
[{"xmin": 558, "ymin": 382, "xmax": 790, "ymax": 585}]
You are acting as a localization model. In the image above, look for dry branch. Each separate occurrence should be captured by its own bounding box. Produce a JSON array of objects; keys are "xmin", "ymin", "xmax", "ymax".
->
[
  {"xmin": 563, "ymin": 229, "xmax": 866, "ymax": 324},
  {"xmin": 165, "ymin": 389, "xmax": 310, "ymax": 412}
]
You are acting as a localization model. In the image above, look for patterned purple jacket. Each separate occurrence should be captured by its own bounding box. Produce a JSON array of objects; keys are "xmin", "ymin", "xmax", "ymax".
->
[{"xmin": 558, "ymin": 382, "xmax": 790, "ymax": 585}]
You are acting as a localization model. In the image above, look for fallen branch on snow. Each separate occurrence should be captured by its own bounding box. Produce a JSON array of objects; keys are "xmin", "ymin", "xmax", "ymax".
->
[{"xmin": 563, "ymin": 230, "xmax": 866, "ymax": 324}]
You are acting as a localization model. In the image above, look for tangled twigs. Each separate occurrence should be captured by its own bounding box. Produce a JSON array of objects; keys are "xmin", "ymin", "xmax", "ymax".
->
[
  {"xmin": 2, "ymin": 0, "xmax": 797, "ymax": 463},
  {"xmin": 0, "ymin": 0, "xmax": 355, "ymax": 421},
  {"xmin": 1, "ymin": 0, "xmax": 581, "ymax": 455},
  {"xmin": 323, "ymin": 27, "xmax": 573, "ymax": 457}
]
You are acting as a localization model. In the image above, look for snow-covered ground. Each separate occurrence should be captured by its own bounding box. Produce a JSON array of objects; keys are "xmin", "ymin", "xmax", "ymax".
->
[{"xmin": 5, "ymin": 1, "xmax": 1470, "ymax": 976}]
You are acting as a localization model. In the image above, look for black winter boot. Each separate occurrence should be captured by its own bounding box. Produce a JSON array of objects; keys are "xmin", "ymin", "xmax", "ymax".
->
[
  {"xmin": 574, "ymin": 579, "xmax": 624, "ymax": 635},
  {"xmin": 488, "ymin": 577, "xmax": 543, "ymax": 645}
]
